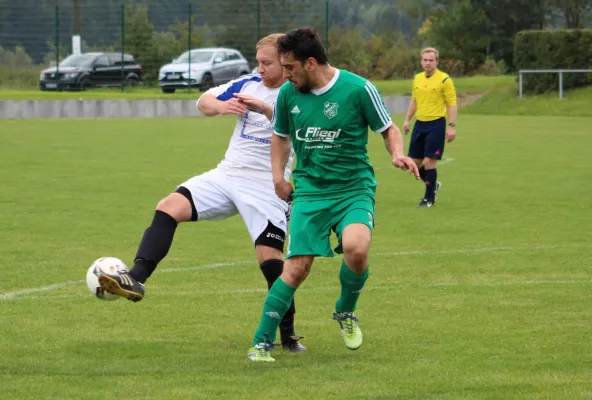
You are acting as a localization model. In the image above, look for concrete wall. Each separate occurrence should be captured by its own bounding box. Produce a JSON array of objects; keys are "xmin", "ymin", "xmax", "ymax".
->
[{"xmin": 0, "ymin": 97, "xmax": 410, "ymax": 119}]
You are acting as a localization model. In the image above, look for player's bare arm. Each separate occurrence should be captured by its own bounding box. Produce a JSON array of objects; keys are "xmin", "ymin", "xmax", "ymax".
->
[
  {"xmin": 271, "ymin": 133, "xmax": 293, "ymax": 200},
  {"xmin": 381, "ymin": 124, "xmax": 420, "ymax": 179},
  {"xmin": 233, "ymin": 93, "xmax": 274, "ymax": 122},
  {"xmin": 446, "ymin": 105, "xmax": 457, "ymax": 142},
  {"xmin": 197, "ymin": 93, "xmax": 247, "ymax": 117},
  {"xmin": 403, "ymin": 99, "xmax": 417, "ymax": 134}
]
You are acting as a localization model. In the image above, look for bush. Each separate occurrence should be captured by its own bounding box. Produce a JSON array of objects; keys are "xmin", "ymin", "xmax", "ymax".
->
[
  {"xmin": 514, "ymin": 29, "xmax": 592, "ymax": 94},
  {"xmin": 475, "ymin": 57, "xmax": 504, "ymax": 76},
  {"xmin": 329, "ymin": 28, "xmax": 423, "ymax": 80},
  {"xmin": 0, "ymin": 65, "xmax": 40, "ymax": 89},
  {"xmin": 0, "ymin": 46, "xmax": 33, "ymax": 68},
  {"xmin": 328, "ymin": 27, "xmax": 372, "ymax": 77},
  {"xmin": 0, "ymin": 46, "xmax": 39, "ymax": 89},
  {"xmin": 439, "ymin": 59, "xmax": 465, "ymax": 77},
  {"xmin": 366, "ymin": 32, "xmax": 419, "ymax": 80}
]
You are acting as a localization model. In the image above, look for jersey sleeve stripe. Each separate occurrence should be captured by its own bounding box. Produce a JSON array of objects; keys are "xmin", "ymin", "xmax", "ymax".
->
[
  {"xmin": 273, "ymin": 131, "xmax": 289, "ymax": 137},
  {"xmin": 367, "ymin": 82, "xmax": 392, "ymax": 124},
  {"xmin": 365, "ymin": 82, "xmax": 392, "ymax": 126},
  {"xmin": 374, "ymin": 121, "xmax": 393, "ymax": 134},
  {"xmin": 216, "ymin": 75, "xmax": 262, "ymax": 101},
  {"xmin": 364, "ymin": 83, "xmax": 387, "ymax": 126}
]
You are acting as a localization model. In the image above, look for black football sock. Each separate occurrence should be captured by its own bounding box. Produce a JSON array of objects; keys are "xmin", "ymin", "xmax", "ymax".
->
[
  {"xmin": 260, "ymin": 259, "xmax": 296, "ymax": 339},
  {"xmin": 424, "ymin": 168, "xmax": 438, "ymax": 202},
  {"xmin": 129, "ymin": 210, "xmax": 178, "ymax": 283},
  {"xmin": 419, "ymin": 165, "xmax": 426, "ymax": 182}
]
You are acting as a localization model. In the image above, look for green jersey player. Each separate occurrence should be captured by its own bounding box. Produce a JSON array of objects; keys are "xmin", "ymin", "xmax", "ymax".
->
[{"xmin": 248, "ymin": 28, "xmax": 419, "ymax": 362}]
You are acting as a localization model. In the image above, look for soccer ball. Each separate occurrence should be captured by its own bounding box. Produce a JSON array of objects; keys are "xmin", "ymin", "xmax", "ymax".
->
[{"xmin": 86, "ymin": 257, "xmax": 128, "ymax": 301}]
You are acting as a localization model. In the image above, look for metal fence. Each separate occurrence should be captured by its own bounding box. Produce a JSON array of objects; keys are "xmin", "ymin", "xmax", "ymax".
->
[
  {"xmin": 518, "ymin": 69, "xmax": 592, "ymax": 99},
  {"xmin": 0, "ymin": 0, "xmax": 329, "ymax": 91}
]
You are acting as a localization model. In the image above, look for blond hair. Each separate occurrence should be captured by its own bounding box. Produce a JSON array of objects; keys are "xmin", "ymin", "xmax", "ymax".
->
[
  {"xmin": 256, "ymin": 33, "xmax": 285, "ymax": 50},
  {"xmin": 421, "ymin": 47, "xmax": 439, "ymax": 59}
]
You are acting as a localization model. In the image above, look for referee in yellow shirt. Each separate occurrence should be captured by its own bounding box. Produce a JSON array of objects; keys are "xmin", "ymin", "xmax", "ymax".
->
[{"xmin": 403, "ymin": 47, "xmax": 457, "ymax": 208}]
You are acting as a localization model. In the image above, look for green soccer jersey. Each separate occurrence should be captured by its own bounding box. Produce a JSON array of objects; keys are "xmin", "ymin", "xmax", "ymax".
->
[{"xmin": 273, "ymin": 69, "xmax": 392, "ymax": 199}]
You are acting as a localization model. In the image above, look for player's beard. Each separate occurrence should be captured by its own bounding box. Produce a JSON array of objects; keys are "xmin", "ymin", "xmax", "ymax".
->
[{"xmin": 293, "ymin": 76, "xmax": 312, "ymax": 93}]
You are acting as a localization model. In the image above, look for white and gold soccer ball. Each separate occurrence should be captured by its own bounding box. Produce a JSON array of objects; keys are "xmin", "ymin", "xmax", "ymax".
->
[{"xmin": 86, "ymin": 257, "xmax": 128, "ymax": 301}]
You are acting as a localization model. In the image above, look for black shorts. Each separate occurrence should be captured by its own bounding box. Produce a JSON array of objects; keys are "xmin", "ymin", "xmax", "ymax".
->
[{"xmin": 408, "ymin": 117, "xmax": 446, "ymax": 160}]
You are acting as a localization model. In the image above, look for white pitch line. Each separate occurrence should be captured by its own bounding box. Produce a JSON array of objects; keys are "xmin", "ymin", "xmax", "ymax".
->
[
  {"xmin": 152, "ymin": 279, "xmax": 591, "ymax": 297},
  {"xmin": 5, "ymin": 278, "xmax": 589, "ymax": 301},
  {"xmin": 372, "ymin": 243, "xmax": 588, "ymax": 258},
  {"xmin": 159, "ymin": 260, "xmax": 249, "ymax": 274},
  {"xmin": 0, "ymin": 261, "xmax": 248, "ymax": 300},
  {"xmin": 439, "ymin": 157, "xmax": 455, "ymax": 165},
  {"xmin": 0, "ymin": 280, "xmax": 83, "ymax": 300},
  {"xmin": 0, "ymin": 244, "xmax": 589, "ymax": 301}
]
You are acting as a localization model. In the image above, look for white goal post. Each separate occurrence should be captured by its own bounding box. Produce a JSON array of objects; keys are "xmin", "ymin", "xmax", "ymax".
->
[{"xmin": 518, "ymin": 69, "xmax": 592, "ymax": 99}]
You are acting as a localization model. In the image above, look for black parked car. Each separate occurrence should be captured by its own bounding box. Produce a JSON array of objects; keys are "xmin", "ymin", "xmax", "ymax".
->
[{"xmin": 39, "ymin": 52, "xmax": 142, "ymax": 91}]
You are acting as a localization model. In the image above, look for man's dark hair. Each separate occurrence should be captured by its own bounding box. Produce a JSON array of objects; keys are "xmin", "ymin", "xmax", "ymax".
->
[{"xmin": 278, "ymin": 27, "xmax": 328, "ymax": 65}]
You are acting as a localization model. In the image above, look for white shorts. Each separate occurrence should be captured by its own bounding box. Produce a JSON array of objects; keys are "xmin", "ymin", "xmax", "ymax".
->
[{"xmin": 177, "ymin": 168, "xmax": 289, "ymax": 242}]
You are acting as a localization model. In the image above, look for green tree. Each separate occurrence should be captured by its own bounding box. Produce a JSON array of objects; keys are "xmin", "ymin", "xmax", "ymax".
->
[
  {"xmin": 419, "ymin": 0, "xmax": 492, "ymax": 73},
  {"xmin": 328, "ymin": 26, "xmax": 372, "ymax": 76},
  {"xmin": 550, "ymin": 0, "xmax": 592, "ymax": 27},
  {"xmin": 124, "ymin": 3, "xmax": 154, "ymax": 64}
]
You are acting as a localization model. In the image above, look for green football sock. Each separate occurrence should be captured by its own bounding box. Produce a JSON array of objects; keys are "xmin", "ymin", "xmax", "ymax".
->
[
  {"xmin": 335, "ymin": 261, "xmax": 369, "ymax": 313},
  {"xmin": 252, "ymin": 278, "xmax": 296, "ymax": 346}
]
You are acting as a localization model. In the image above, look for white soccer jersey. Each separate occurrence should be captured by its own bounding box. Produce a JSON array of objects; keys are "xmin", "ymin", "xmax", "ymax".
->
[{"xmin": 197, "ymin": 74, "xmax": 294, "ymax": 182}]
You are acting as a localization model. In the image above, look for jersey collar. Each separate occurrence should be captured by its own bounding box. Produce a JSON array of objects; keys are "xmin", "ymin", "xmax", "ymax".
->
[{"xmin": 311, "ymin": 69, "xmax": 340, "ymax": 96}]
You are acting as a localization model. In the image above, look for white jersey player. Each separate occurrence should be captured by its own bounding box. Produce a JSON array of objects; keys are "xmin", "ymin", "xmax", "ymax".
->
[{"xmin": 97, "ymin": 34, "xmax": 306, "ymax": 352}]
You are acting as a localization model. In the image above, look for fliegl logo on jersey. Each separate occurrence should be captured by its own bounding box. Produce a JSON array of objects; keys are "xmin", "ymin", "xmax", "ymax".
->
[{"xmin": 295, "ymin": 127, "xmax": 341, "ymax": 143}]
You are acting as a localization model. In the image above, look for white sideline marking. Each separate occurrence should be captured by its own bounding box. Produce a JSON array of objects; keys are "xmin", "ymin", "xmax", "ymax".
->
[
  {"xmin": 0, "ymin": 261, "xmax": 249, "ymax": 300},
  {"xmin": 439, "ymin": 157, "xmax": 455, "ymax": 165},
  {"xmin": 0, "ymin": 280, "xmax": 84, "ymax": 300},
  {"xmin": 159, "ymin": 261, "xmax": 249, "ymax": 274},
  {"xmin": 4, "ymin": 279, "xmax": 589, "ymax": 301},
  {"xmin": 0, "ymin": 244, "xmax": 588, "ymax": 301},
  {"xmin": 373, "ymin": 244, "xmax": 581, "ymax": 257},
  {"xmin": 153, "ymin": 279, "xmax": 590, "ymax": 297}
]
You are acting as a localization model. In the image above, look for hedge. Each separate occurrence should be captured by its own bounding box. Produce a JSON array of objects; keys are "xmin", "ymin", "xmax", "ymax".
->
[{"xmin": 514, "ymin": 29, "xmax": 592, "ymax": 94}]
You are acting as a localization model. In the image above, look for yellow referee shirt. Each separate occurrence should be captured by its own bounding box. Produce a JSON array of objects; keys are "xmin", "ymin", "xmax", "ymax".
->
[{"xmin": 412, "ymin": 69, "xmax": 457, "ymax": 122}]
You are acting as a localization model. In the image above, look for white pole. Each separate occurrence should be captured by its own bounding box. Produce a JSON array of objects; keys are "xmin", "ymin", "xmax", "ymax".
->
[{"xmin": 559, "ymin": 71, "xmax": 564, "ymax": 99}]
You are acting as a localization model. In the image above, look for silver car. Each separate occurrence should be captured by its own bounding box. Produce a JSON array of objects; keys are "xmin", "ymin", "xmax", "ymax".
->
[{"xmin": 158, "ymin": 47, "xmax": 250, "ymax": 93}]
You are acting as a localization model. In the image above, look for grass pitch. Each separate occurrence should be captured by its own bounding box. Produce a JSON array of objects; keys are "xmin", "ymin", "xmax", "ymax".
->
[{"xmin": 0, "ymin": 115, "xmax": 591, "ymax": 399}]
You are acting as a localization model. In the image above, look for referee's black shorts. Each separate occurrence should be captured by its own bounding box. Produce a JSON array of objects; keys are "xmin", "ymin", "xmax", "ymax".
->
[{"xmin": 408, "ymin": 117, "xmax": 446, "ymax": 160}]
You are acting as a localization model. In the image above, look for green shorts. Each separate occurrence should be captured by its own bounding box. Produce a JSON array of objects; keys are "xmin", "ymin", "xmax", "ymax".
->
[{"xmin": 286, "ymin": 194, "xmax": 375, "ymax": 258}]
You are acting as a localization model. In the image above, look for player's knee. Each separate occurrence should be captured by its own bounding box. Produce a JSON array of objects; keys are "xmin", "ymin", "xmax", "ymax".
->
[
  {"xmin": 156, "ymin": 193, "xmax": 193, "ymax": 223},
  {"xmin": 343, "ymin": 245, "xmax": 369, "ymax": 270},
  {"xmin": 424, "ymin": 157, "xmax": 437, "ymax": 169},
  {"xmin": 281, "ymin": 257, "xmax": 312, "ymax": 288},
  {"xmin": 342, "ymin": 226, "xmax": 371, "ymax": 269}
]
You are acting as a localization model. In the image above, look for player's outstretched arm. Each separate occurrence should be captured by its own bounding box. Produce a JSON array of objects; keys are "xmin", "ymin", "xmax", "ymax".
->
[
  {"xmin": 381, "ymin": 124, "xmax": 420, "ymax": 179},
  {"xmin": 233, "ymin": 93, "xmax": 274, "ymax": 122},
  {"xmin": 197, "ymin": 94, "xmax": 247, "ymax": 117},
  {"xmin": 271, "ymin": 133, "xmax": 293, "ymax": 200}
]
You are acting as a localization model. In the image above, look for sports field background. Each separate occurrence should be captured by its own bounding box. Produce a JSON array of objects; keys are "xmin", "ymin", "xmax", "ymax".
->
[{"xmin": 0, "ymin": 106, "xmax": 591, "ymax": 398}]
